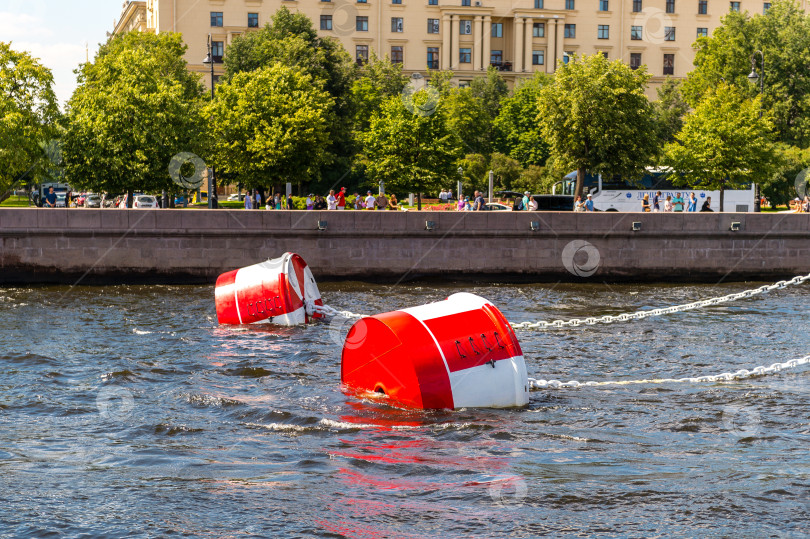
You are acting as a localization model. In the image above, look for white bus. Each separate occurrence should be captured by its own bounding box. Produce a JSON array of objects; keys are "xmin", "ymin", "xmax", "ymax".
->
[{"xmin": 558, "ymin": 170, "xmax": 757, "ymax": 212}]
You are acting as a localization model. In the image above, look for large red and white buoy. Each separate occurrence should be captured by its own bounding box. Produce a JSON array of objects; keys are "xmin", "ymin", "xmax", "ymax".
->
[
  {"xmin": 215, "ymin": 253, "xmax": 323, "ymax": 326},
  {"xmin": 341, "ymin": 293, "xmax": 529, "ymax": 410}
]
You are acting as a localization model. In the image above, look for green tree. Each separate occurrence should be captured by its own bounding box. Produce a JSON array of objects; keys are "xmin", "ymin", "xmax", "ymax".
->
[
  {"xmin": 490, "ymin": 152, "xmax": 522, "ymax": 192},
  {"xmin": 493, "ymin": 72, "xmax": 551, "ymax": 167},
  {"xmin": 351, "ymin": 53, "xmax": 409, "ymax": 134},
  {"xmin": 445, "ymin": 88, "xmax": 493, "ymax": 155},
  {"xmin": 537, "ymin": 53, "xmax": 658, "ymax": 197},
  {"xmin": 223, "ymin": 7, "xmax": 356, "ymax": 192},
  {"xmin": 653, "ymin": 77, "xmax": 690, "ymax": 144},
  {"xmin": 761, "ymin": 144, "xmax": 810, "ymax": 207},
  {"xmin": 206, "ymin": 64, "xmax": 333, "ymax": 188},
  {"xmin": 0, "ymin": 42, "xmax": 59, "ymax": 202},
  {"xmin": 683, "ymin": 1, "xmax": 810, "ymax": 146},
  {"xmin": 62, "ymin": 32, "xmax": 205, "ymax": 203},
  {"xmin": 664, "ymin": 84, "xmax": 780, "ymax": 210},
  {"xmin": 457, "ymin": 153, "xmax": 489, "ymax": 193},
  {"xmin": 359, "ymin": 90, "xmax": 462, "ymax": 209},
  {"xmin": 469, "ymin": 66, "xmax": 509, "ymax": 120}
]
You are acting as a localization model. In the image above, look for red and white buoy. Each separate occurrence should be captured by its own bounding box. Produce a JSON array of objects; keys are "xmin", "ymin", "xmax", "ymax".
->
[
  {"xmin": 215, "ymin": 253, "xmax": 323, "ymax": 326},
  {"xmin": 340, "ymin": 293, "xmax": 529, "ymax": 410}
]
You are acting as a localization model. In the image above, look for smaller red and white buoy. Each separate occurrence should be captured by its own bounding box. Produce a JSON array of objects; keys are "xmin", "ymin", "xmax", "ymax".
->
[
  {"xmin": 215, "ymin": 253, "xmax": 323, "ymax": 326},
  {"xmin": 341, "ymin": 293, "xmax": 529, "ymax": 410}
]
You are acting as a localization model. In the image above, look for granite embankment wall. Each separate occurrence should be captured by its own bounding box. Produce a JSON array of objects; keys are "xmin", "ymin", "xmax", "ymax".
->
[{"xmin": 0, "ymin": 208, "xmax": 809, "ymax": 284}]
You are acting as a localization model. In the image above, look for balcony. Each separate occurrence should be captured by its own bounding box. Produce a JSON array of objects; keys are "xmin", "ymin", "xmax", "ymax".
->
[{"xmin": 490, "ymin": 61, "xmax": 513, "ymax": 72}]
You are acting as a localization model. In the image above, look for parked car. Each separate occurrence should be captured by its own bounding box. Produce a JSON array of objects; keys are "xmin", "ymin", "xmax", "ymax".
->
[
  {"xmin": 483, "ymin": 202, "xmax": 510, "ymax": 211},
  {"xmin": 133, "ymin": 195, "xmax": 158, "ymax": 209},
  {"xmin": 227, "ymin": 193, "xmax": 245, "ymax": 201},
  {"xmin": 85, "ymin": 194, "xmax": 102, "ymax": 208},
  {"xmin": 496, "ymin": 191, "xmax": 575, "ymax": 212}
]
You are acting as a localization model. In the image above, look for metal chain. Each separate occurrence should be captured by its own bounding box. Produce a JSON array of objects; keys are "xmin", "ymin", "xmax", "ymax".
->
[
  {"xmin": 509, "ymin": 272, "xmax": 810, "ymax": 331},
  {"xmin": 528, "ymin": 354, "xmax": 810, "ymax": 390},
  {"xmin": 313, "ymin": 304, "xmax": 365, "ymax": 319}
]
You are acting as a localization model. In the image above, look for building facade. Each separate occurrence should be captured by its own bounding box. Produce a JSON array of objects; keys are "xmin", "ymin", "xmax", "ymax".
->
[{"xmin": 114, "ymin": 0, "xmax": 809, "ymax": 95}]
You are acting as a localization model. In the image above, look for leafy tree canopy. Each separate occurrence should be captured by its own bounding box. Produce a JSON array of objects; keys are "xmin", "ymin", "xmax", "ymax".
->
[
  {"xmin": 62, "ymin": 32, "xmax": 205, "ymax": 197},
  {"xmin": 493, "ymin": 72, "xmax": 551, "ymax": 168},
  {"xmin": 537, "ymin": 53, "xmax": 658, "ymax": 197},
  {"xmin": 0, "ymin": 41, "xmax": 59, "ymax": 201},
  {"xmin": 653, "ymin": 77, "xmax": 690, "ymax": 144}
]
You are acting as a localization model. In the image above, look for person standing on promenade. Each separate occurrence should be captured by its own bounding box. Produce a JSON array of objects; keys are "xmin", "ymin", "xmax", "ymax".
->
[
  {"xmin": 314, "ymin": 195, "xmax": 327, "ymax": 210},
  {"xmin": 522, "ymin": 191, "xmax": 530, "ymax": 211},
  {"xmin": 653, "ymin": 191, "xmax": 662, "ymax": 212},
  {"xmin": 700, "ymin": 196, "xmax": 713, "ymax": 212},
  {"xmin": 585, "ymin": 193, "xmax": 595, "ymax": 211},
  {"xmin": 687, "ymin": 192, "xmax": 697, "ymax": 212},
  {"xmin": 375, "ymin": 192, "xmax": 387, "ymax": 210},
  {"xmin": 439, "ymin": 189, "xmax": 447, "ymax": 203},
  {"xmin": 364, "ymin": 191, "xmax": 376, "ymax": 210},
  {"xmin": 673, "ymin": 192, "xmax": 684, "ymax": 212},
  {"xmin": 327, "ymin": 190, "xmax": 337, "ymax": 210},
  {"xmin": 336, "ymin": 187, "xmax": 346, "ymax": 210},
  {"xmin": 287, "ymin": 193, "xmax": 293, "ymax": 210},
  {"xmin": 528, "ymin": 195, "xmax": 538, "ymax": 211},
  {"xmin": 253, "ymin": 190, "xmax": 260, "ymax": 210},
  {"xmin": 44, "ymin": 187, "xmax": 56, "ymax": 208},
  {"xmin": 306, "ymin": 194, "xmax": 313, "ymax": 210},
  {"xmin": 388, "ymin": 194, "xmax": 399, "ymax": 210},
  {"xmin": 574, "ymin": 195, "xmax": 585, "ymax": 212},
  {"xmin": 664, "ymin": 195, "xmax": 673, "ymax": 212},
  {"xmin": 353, "ymin": 193, "xmax": 362, "ymax": 210},
  {"xmin": 641, "ymin": 194, "xmax": 651, "ymax": 212},
  {"xmin": 457, "ymin": 195, "xmax": 465, "ymax": 211},
  {"xmin": 474, "ymin": 190, "xmax": 486, "ymax": 211},
  {"xmin": 244, "ymin": 191, "xmax": 253, "ymax": 210}
]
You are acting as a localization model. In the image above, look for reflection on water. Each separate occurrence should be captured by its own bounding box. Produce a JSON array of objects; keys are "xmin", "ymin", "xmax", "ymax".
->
[{"xmin": 0, "ymin": 281, "xmax": 808, "ymax": 537}]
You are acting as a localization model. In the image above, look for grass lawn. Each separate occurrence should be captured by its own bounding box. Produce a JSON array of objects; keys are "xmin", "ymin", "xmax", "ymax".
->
[{"xmin": 0, "ymin": 196, "xmax": 31, "ymax": 207}]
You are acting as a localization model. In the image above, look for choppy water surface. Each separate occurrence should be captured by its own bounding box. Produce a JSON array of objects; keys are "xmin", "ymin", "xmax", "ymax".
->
[{"xmin": 0, "ymin": 281, "xmax": 808, "ymax": 538}]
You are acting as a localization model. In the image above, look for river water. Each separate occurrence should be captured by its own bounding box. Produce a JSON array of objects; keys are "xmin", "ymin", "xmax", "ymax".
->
[{"xmin": 0, "ymin": 281, "xmax": 808, "ymax": 538}]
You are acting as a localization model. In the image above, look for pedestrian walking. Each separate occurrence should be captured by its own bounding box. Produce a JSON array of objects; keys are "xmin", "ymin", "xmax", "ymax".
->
[
  {"xmin": 641, "ymin": 194, "xmax": 651, "ymax": 212},
  {"xmin": 336, "ymin": 187, "xmax": 346, "ymax": 210},
  {"xmin": 245, "ymin": 191, "xmax": 253, "ymax": 210},
  {"xmin": 327, "ymin": 190, "xmax": 337, "ymax": 210},
  {"xmin": 673, "ymin": 192, "xmax": 684, "ymax": 212},
  {"xmin": 585, "ymin": 194, "xmax": 594, "ymax": 211},
  {"xmin": 653, "ymin": 191, "xmax": 662, "ymax": 212},
  {"xmin": 364, "ymin": 190, "xmax": 376, "ymax": 210},
  {"xmin": 306, "ymin": 194, "xmax": 314, "ymax": 210},
  {"xmin": 687, "ymin": 192, "xmax": 697, "ymax": 212}
]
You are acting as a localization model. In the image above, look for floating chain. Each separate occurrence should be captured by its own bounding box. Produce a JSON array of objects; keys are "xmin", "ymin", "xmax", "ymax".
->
[
  {"xmin": 528, "ymin": 354, "xmax": 810, "ymax": 390},
  {"xmin": 313, "ymin": 304, "xmax": 365, "ymax": 319},
  {"xmin": 509, "ymin": 272, "xmax": 810, "ymax": 331}
]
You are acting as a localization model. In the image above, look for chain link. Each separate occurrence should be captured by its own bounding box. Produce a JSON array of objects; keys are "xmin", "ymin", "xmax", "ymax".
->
[
  {"xmin": 528, "ymin": 354, "xmax": 810, "ymax": 390},
  {"xmin": 313, "ymin": 304, "xmax": 365, "ymax": 319},
  {"xmin": 509, "ymin": 272, "xmax": 810, "ymax": 331}
]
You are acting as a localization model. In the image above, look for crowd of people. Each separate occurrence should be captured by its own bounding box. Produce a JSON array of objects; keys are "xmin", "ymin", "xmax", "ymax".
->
[{"xmin": 638, "ymin": 191, "xmax": 714, "ymax": 212}]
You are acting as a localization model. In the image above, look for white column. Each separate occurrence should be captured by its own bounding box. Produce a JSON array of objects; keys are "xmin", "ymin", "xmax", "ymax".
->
[
  {"xmin": 513, "ymin": 17, "xmax": 524, "ymax": 73},
  {"xmin": 442, "ymin": 15, "xmax": 451, "ymax": 69},
  {"xmin": 555, "ymin": 18, "xmax": 565, "ymax": 71},
  {"xmin": 546, "ymin": 20, "xmax": 556, "ymax": 73},
  {"xmin": 524, "ymin": 17, "xmax": 533, "ymax": 72},
  {"xmin": 450, "ymin": 14, "xmax": 459, "ymax": 69},
  {"xmin": 473, "ymin": 15, "xmax": 482, "ymax": 71},
  {"xmin": 483, "ymin": 15, "xmax": 492, "ymax": 71}
]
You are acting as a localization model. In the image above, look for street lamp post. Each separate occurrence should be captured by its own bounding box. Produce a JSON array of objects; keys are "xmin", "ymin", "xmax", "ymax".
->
[
  {"xmin": 203, "ymin": 35, "xmax": 217, "ymax": 209},
  {"xmin": 747, "ymin": 49, "xmax": 765, "ymax": 212},
  {"xmin": 457, "ymin": 166, "xmax": 463, "ymax": 204}
]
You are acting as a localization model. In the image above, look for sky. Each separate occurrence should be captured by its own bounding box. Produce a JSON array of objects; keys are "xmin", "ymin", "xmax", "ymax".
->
[{"xmin": 1, "ymin": 0, "xmax": 119, "ymax": 106}]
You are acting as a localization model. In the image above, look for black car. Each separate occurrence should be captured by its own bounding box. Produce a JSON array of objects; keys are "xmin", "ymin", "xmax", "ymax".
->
[{"xmin": 496, "ymin": 191, "xmax": 575, "ymax": 211}]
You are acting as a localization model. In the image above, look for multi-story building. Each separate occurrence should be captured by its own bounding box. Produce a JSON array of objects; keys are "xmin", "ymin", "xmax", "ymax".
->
[{"xmin": 114, "ymin": 0, "xmax": 808, "ymax": 96}]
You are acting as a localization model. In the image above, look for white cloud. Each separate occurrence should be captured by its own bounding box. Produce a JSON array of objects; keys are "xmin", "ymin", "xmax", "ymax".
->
[
  {"xmin": 12, "ymin": 40, "xmax": 90, "ymax": 106},
  {"xmin": 0, "ymin": 11, "xmax": 52, "ymax": 39}
]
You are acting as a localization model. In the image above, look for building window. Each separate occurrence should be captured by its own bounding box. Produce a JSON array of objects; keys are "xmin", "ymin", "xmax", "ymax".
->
[
  {"xmin": 427, "ymin": 47, "xmax": 439, "ymax": 69},
  {"xmin": 565, "ymin": 0, "xmax": 575, "ymax": 9},
  {"xmin": 460, "ymin": 20, "xmax": 472, "ymax": 34},
  {"xmin": 462, "ymin": 0, "xmax": 471, "ymax": 5},
  {"xmin": 631, "ymin": 26, "xmax": 642, "ymax": 40},
  {"xmin": 632, "ymin": 0, "xmax": 642, "ymax": 11},
  {"xmin": 666, "ymin": 0, "xmax": 675, "ymax": 13},
  {"xmin": 428, "ymin": 18, "xmax": 440, "ymax": 33},
  {"xmin": 534, "ymin": 0, "xmax": 544, "ymax": 7},
  {"xmin": 248, "ymin": 13, "xmax": 259, "ymax": 28},
  {"xmin": 563, "ymin": 51, "xmax": 574, "ymax": 64},
  {"xmin": 533, "ymin": 22, "xmax": 544, "ymax": 37},
  {"xmin": 392, "ymin": 0, "xmax": 402, "ymax": 3},
  {"xmin": 391, "ymin": 46, "xmax": 403, "ymax": 63},
  {"xmin": 598, "ymin": 24, "xmax": 609, "ymax": 39},
  {"xmin": 391, "ymin": 17, "xmax": 403, "ymax": 32},
  {"xmin": 459, "ymin": 47, "xmax": 471, "ymax": 63},
  {"xmin": 763, "ymin": 2, "xmax": 771, "ymax": 12},
  {"xmin": 356, "ymin": 16, "xmax": 368, "ymax": 31},
  {"xmin": 210, "ymin": 12, "xmax": 223, "ymax": 27},
  {"xmin": 599, "ymin": 0, "xmax": 609, "ymax": 11},
  {"xmin": 601, "ymin": 51, "xmax": 609, "ymax": 59},
  {"xmin": 429, "ymin": 0, "xmax": 438, "ymax": 4},
  {"xmin": 663, "ymin": 53, "xmax": 674, "ymax": 75},
  {"xmin": 532, "ymin": 50, "xmax": 544, "ymax": 65},
  {"xmin": 664, "ymin": 26, "xmax": 675, "ymax": 40},
  {"xmin": 491, "ymin": 50, "xmax": 503, "ymax": 65},
  {"xmin": 730, "ymin": 1, "xmax": 740, "ymax": 10},
  {"xmin": 630, "ymin": 52, "xmax": 642, "ymax": 69},
  {"xmin": 698, "ymin": 0, "xmax": 707, "ymax": 13},
  {"xmin": 320, "ymin": 15, "xmax": 332, "ymax": 30},
  {"xmin": 564, "ymin": 24, "xmax": 576, "ymax": 38},
  {"xmin": 696, "ymin": 27, "xmax": 708, "ymax": 37},
  {"xmin": 212, "ymin": 41, "xmax": 224, "ymax": 62},
  {"xmin": 358, "ymin": 0, "xmax": 367, "ymax": 3},
  {"xmin": 492, "ymin": 23, "xmax": 503, "ymax": 37},
  {"xmin": 356, "ymin": 45, "xmax": 369, "ymax": 65}
]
